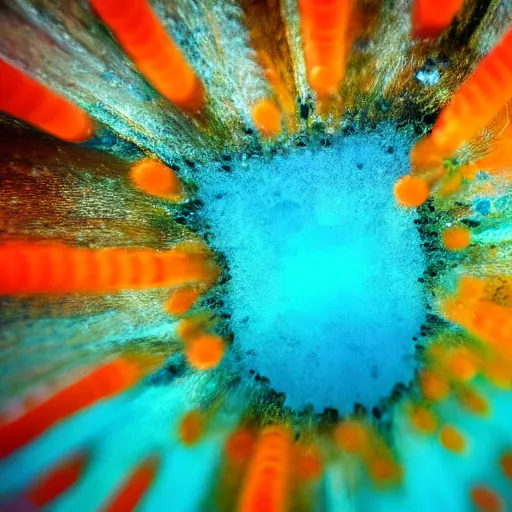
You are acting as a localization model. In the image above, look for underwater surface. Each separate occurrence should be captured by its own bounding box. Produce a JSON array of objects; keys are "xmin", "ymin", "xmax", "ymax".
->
[{"xmin": 0, "ymin": 0, "xmax": 511, "ymax": 511}]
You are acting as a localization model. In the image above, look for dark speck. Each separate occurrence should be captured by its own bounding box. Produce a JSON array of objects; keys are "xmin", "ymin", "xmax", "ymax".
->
[
  {"xmin": 372, "ymin": 407, "xmax": 382, "ymax": 419},
  {"xmin": 387, "ymin": 146, "xmax": 394, "ymax": 154},
  {"xmin": 356, "ymin": 163, "xmax": 363, "ymax": 170},
  {"xmin": 221, "ymin": 164, "xmax": 231, "ymax": 172},
  {"xmin": 354, "ymin": 403, "xmax": 367, "ymax": 415}
]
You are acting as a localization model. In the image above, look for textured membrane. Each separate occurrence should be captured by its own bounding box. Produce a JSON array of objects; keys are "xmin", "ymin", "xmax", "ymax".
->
[{"xmin": 197, "ymin": 125, "xmax": 426, "ymax": 413}]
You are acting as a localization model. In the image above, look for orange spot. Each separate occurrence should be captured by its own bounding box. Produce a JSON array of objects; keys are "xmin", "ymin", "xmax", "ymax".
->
[
  {"xmin": 458, "ymin": 388, "xmax": 489, "ymax": 417},
  {"xmin": 90, "ymin": 0, "xmax": 204, "ymax": 111},
  {"xmin": 103, "ymin": 457, "xmax": 159, "ymax": 512},
  {"xmin": 394, "ymin": 174, "xmax": 430, "ymax": 208},
  {"xmin": 443, "ymin": 294, "xmax": 512, "ymax": 356},
  {"xmin": 0, "ymin": 358, "xmax": 140, "ymax": 458},
  {"xmin": 165, "ymin": 287, "xmax": 199, "ymax": 315},
  {"xmin": 179, "ymin": 410, "xmax": 204, "ymax": 446},
  {"xmin": 225, "ymin": 428, "xmax": 255, "ymax": 465},
  {"xmin": 252, "ymin": 99, "xmax": 282, "ymax": 137},
  {"xmin": 238, "ymin": 426, "xmax": 291, "ymax": 512},
  {"xmin": 440, "ymin": 425, "xmax": 466, "ymax": 454},
  {"xmin": 130, "ymin": 159, "xmax": 182, "ymax": 200},
  {"xmin": 367, "ymin": 457, "xmax": 402, "ymax": 486},
  {"xmin": 442, "ymin": 225, "xmax": 471, "ymax": 251},
  {"xmin": 294, "ymin": 444, "xmax": 323, "ymax": 482},
  {"xmin": 184, "ymin": 334, "xmax": 225, "ymax": 370},
  {"xmin": 482, "ymin": 359, "xmax": 512, "ymax": 390},
  {"xmin": 445, "ymin": 348, "xmax": 478, "ymax": 381},
  {"xmin": 470, "ymin": 486, "xmax": 504, "ymax": 512},
  {"xmin": 0, "ymin": 59, "xmax": 93, "ymax": 143},
  {"xmin": 411, "ymin": 0, "xmax": 464, "ymax": 39},
  {"xmin": 420, "ymin": 371, "xmax": 450, "ymax": 402},
  {"xmin": 27, "ymin": 452, "xmax": 88, "ymax": 507},
  {"xmin": 334, "ymin": 420, "xmax": 369, "ymax": 454},
  {"xmin": 0, "ymin": 242, "xmax": 217, "ymax": 296},
  {"xmin": 256, "ymin": 51, "xmax": 296, "ymax": 130},
  {"xmin": 500, "ymin": 452, "xmax": 512, "ymax": 480},
  {"xmin": 409, "ymin": 405, "xmax": 438, "ymax": 434}
]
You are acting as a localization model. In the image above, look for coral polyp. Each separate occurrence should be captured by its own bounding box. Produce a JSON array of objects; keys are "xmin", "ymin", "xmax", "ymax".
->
[{"xmin": 0, "ymin": 0, "xmax": 511, "ymax": 511}]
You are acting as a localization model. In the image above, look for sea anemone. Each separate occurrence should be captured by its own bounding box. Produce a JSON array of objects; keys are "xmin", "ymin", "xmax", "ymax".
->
[{"xmin": 0, "ymin": 0, "xmax": 511, "ymax": 510}]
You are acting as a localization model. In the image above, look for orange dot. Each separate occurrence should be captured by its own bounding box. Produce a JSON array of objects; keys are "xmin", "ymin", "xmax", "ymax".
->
[
  {"xmin": 252, "ymin": 99, "xmax": 282, "ymax": 137},
  {"xmin": 459, "ymin": 388, "xmax": 489, "ymax": 417},
  {"xmin": 483, "ymin": 359, "xmax": 512, "ymax": 390},
  {"xmin": 295, "ymin": 445, "xmax": 323, "ymax": 482},
  {"xmin": 446, "ymin": 349, "xmax": 478, "ymax": 381},
  {"xmin": 184, "ymin": 334, "xmax": 225, "ymax": 370},
  {"xmin": 367, "ymin": 457, "xmax": 402, "ymax": 485},
  {"xmin": 470, "ymin": 486, "xmax": 503, "ymax": 512},
  {"xmin": 309, "ymin": 66, "xmax": 340, "ymax": 97},
  {"xmin": 130, "ymin": 159, "xmax": 182, "ymax": 199},
  {"xmin": 334, "ymin": 421, "xmax": 369, "ymax": 454},
  {"xmin": 500, "ymin": 452, "xmax": 512, "ymax": 480},
  {"xmin": 165, "ymin": 287, "xmax": 199, "ymax": 315},
  {"xmin": 440, "ymin": 425, "xmax": 466, "ymax": 454},
  {"xmin": 225, "ymin": 428, "xmax": 255, "ymax": 465},
  {"xmin": 409, "ymin": 405, "xmax": 438, "ymax": 434},
  {"xmin": 394, "ymin": 174, "xmax": 430, "ymax": 208},
  {"xmin": 442, "ymin": 225, "xmax": 471, "ymax": 251},
  {"xmin": 420, "ymin": 371, "xmax": 450, "ymax": 402},
  {"xmin": 179, "ymin": 410, "xmax": 204, "ymax": 446}
]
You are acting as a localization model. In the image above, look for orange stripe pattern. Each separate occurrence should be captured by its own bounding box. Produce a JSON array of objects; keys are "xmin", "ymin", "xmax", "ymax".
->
[
  {"xmin": 27, "ymin": 452, "xmax": 89, "ymax": 507},
  {"xmin": 411, "ymin": 0, "xmax": 465, "ymax": 39},
  {"xmin": 0, "ymin": 243, "xmax": 216, "ymax": 296},
  {"xmin": 103, "ymin": 457, "xmax": 159, "ymax": 512},
  {"xmin": 430, "ymin": 27, "xmax": 512, "ymax": 158},
  {"xmin": 90, "ymin": 0, "xmax": 204, "ymax": 112},
  {"xmin": 0, "ymin": 358, "xmax": 140, "ymax": 458},
  {"xmin": 238, "ymin": 426, "xmax": 291, "ymax": 512},
  {"xmin": 299, "ymin": 0, "xmax": 352, "ymax": 98},
  {"xmin": 0, "ymin": 59, "xmax": 94, "ymax": 143}
]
